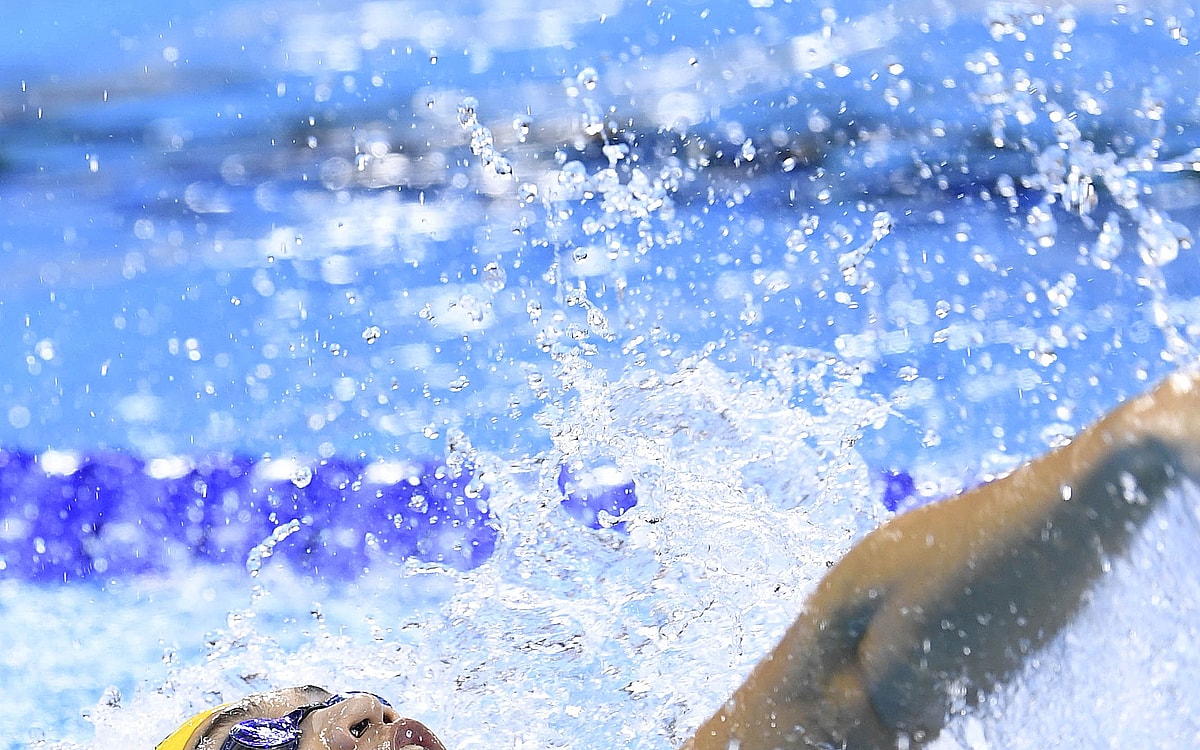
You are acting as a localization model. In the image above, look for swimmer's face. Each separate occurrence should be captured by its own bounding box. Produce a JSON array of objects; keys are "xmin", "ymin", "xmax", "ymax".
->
[{"xmin": 190, "ymin": 687, "xmax": 446, "ymax": 750}]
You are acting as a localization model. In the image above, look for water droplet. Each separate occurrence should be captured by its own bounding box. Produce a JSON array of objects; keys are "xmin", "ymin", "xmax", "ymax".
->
[
  {"xmin": 481, "ymin": 262, "xmax": 507, "ymax": 291},
  {"xmin": 586, "ymin": 306, "xmax": 608, "ymax": 330},
  {"xmin": 1033, "ymin": 346, "xmax": 1058, "ymax": 366},
  {"xmin": 1027, "ymin": 203, "xmax": 1058, "ymax": 248},
  {"xmin": 1137, "ymin": 209, "xmax": 1189, "ymax": 267},
  {"xmin": 491, "ymin": 155, "xmax": 513, "ymax": 177},
  {"xmin": 785, "ymin": 229, "xmax": 807, "ymax": 252},
  {"xmin": 292, "ymin": 466, "xmax": 314, "ymax": 488},
  {"xmin": 559, "ymin": 161, "xmax": 588, "ymax": 186},
  {"xmin": 457, "ymin": 96, "xmax": 478, "ymax": 128},
  {"xmin": 245, "ymin": 518, "xmax": 303, "ymax": 576},
  {"xmin": 513, "ymin": 115, "xmax": 531, "ymax": 139},
  {"xmin": 577, "ymin": 67, "xmax": 599, "ymax": 91},
  {"xmin": 1092, "ymin": 212, "xmax": 1124, "ymax": 269},
  {"xmin": 1056, "ymin": 7, "xmax": 1077, "ymax": 34},
  {"xmin": 740, "ymin": 139, "xmax": 757, "ymax": 162},
  {"xmin": 871, "ymin": 211, "xmax": 894, "ymax": 241},
  {"xmin": 361, "ymin": 325, "xmax": 382, "ymax": 344},
  {"xmin": 518, "ymin": 182, "xmax": 539, "ymax": 204}
]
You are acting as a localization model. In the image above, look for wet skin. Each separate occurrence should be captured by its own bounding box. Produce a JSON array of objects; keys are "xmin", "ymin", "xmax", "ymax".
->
[
  {"xmin": 685, "ymin": 370, "xmax": 1200, "ymax": 749},
  {"xmin": 187, "ymin": 687, "xmax": 446, "ymax": 750}
]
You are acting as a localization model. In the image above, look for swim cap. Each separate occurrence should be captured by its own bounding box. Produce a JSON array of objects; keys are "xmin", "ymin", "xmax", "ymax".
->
[{"xmin": 156, "ymin": 704, "xmax": 228, "ymax": 750}]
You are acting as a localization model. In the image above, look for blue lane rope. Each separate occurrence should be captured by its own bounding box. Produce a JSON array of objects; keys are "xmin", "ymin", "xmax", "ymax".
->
[{"xmin": 0, "ymin": 451, "xmax": 498, "ymax": 582}]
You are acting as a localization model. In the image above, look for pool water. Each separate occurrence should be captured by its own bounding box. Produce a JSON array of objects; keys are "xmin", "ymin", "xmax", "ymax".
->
[{"xmin": 3, "ymin": 1, "xmax": 1200, "ymax": 748}]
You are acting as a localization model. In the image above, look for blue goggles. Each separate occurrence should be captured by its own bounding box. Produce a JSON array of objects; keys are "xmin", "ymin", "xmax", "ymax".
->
[{"xmin": 221, "ymin": 692, "xmax": 391, "ymax": 750}]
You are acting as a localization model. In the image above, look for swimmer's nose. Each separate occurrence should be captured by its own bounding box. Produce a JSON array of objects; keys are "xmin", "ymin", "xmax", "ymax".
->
[
  {"xmin": 391, "ymin": 717, "xmax": 448, "ymax": 750},
  {"xmin": 319, "ymin": 693, "xmax": 398, "ymax": 750}
]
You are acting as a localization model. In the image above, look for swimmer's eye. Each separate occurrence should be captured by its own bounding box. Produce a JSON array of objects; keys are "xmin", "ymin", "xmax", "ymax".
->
[{"xmin": 350, "ymin": 718, "xmax": 370, "ymax": 737}]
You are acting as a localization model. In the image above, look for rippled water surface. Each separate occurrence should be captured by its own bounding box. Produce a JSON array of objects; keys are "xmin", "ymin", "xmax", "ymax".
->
[{"xmin": 4, "ymin": 1, "xmax": 1200, "ymax": 748}]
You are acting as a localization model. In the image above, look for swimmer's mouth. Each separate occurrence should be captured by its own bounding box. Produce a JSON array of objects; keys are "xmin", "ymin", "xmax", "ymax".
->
[{"xmin": 393, "ymin": 718, "xmax": 447, "ymax": 750}]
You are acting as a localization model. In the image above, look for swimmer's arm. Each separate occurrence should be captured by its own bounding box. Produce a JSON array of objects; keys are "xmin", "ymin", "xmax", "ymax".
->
[{"xmin": 685, "ymin": 371, "xmax": 1200, "ymax": 749}]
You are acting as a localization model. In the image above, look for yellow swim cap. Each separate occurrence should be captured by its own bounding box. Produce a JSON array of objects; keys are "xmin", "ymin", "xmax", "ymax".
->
[{"xmin": 156, "ymin": 703, "xmax": 228, "ymax": 750}]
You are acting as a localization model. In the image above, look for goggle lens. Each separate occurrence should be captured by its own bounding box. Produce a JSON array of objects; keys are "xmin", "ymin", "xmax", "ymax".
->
[{"xmin": 223, "ymin": 718, "xmax": 301, "ymax": 750}]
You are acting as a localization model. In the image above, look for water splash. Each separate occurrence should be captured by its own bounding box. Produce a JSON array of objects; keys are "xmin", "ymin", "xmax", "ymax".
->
[{"xmin": 83, "ymin": 353, "xmax": 888, "ymax": 750}]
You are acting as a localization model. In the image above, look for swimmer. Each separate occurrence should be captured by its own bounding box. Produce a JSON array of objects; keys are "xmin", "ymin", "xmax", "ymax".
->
[
  {"xmin": 155, "ymin": 686, "xmax": 446, "ymax": 750},
  {"xmin": 158, "ymin": 371, "xmax": 1200, "ymax": 750}
]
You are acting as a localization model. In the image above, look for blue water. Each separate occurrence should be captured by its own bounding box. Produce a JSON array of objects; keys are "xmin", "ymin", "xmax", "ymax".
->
[{"xmin": 3, "ymin": 1, "xmax": 1200, "ymax": 748}]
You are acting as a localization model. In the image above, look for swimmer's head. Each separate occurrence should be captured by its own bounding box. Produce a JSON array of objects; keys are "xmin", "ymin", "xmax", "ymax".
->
[{"xmin": 156, "ymin": 686, "xmax": 447, "ymax": 750}]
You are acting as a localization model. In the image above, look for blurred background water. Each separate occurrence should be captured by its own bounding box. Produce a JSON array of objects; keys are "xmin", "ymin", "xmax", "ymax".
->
[{"xmin": 3, "ymin": 0, "xmax": 1200, "ymax": 748}]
